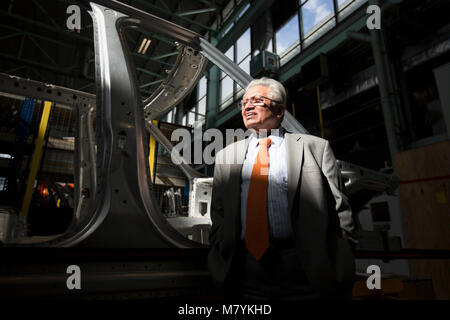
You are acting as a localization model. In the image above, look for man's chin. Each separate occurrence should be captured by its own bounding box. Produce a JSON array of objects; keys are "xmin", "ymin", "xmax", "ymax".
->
[{"xmin": 245, "ymin": 124, "xmax": 259, "ymax": 132}]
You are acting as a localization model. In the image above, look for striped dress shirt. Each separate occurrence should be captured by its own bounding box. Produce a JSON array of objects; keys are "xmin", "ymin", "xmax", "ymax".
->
[{"xmin": 240, "ymin": 127, "xmax": 293, "ymax": 241}]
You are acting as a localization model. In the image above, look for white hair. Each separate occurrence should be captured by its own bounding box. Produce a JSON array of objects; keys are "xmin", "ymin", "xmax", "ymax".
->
[{"xmin": 245, "ymin": 77, "xmax": 286, "ymax": 105}]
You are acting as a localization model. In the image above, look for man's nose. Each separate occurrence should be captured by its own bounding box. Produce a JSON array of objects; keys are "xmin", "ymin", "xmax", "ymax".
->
[{"xmin": 243, "ymin": 103, "xmax": 255, "ymax": 112}]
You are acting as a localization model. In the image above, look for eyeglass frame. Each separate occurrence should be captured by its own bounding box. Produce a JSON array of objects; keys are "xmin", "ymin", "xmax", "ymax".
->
[{"xmin": 238, "ymin": 95, "xmax": 283, "ymax": 110}]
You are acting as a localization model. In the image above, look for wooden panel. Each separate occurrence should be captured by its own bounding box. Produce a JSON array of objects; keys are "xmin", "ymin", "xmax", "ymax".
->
[
  {"xmin": 409, "ymin": 260, "xmax": 450, "ymax": 300},
  {"xmin": 394, "ymin": 140, "xmax": 450, "ymax": 180},
  {"xmin": 394, "ymin": 140, "xmax": 450, "ymax": 299}
]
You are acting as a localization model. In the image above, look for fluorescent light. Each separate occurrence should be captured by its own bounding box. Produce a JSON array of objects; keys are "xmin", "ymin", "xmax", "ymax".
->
[
  {"xmin": 137, "ymin": 38, "xmax": 151, "ymax": 54},
  {"xmin": 0, "ymin": 153, "xmax": 13, "ymax": 159},
  {"xmin": 142, "ymin": 38, "xmax": 151, "ymax": 55}
]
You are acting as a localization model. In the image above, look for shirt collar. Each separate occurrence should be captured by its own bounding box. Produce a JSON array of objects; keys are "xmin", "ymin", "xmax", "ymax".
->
[{"xmin": 249, "ymin": 126, "xmax": 285, "ymax": 148}]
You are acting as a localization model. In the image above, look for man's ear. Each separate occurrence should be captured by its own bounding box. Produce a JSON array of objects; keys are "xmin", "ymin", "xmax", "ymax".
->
[{"xmin": 277, "ymin": 104, "xmax": 286, "ymax": 119}]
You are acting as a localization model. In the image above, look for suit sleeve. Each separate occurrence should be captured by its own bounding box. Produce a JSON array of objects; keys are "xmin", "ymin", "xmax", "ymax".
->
[{"xmin": 321, "ymin": 141, "xmax": 357, "ymax": 243}]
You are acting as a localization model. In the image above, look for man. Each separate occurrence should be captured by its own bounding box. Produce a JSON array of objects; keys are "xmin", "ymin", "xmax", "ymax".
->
[{"xmin": 208, "ymin": 77, "xmax": 355, "ymax": 299}]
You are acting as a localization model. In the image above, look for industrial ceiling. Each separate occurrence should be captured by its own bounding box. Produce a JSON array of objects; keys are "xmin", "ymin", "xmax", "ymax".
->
[{"xmin": 0, "ymin": 0, "xmax": 230, "ymax": 99}]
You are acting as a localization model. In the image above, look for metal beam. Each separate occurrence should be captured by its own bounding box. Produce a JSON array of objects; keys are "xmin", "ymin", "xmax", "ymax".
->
[
  {"xmin": 205, "ymin": 36, "xmax": 220, "ymax": 130},
  {"xmin": 156, "ymin": 0, "xmax": 172, "ymax": 13},
  {"xmin": 217, "ymin": 0, "xmax": 250, "ymax": 38},
  {"xmin": 132, "ymin": 52, "xmax": 174, "ymax": 67},
  {"xmin": 135, "ymin": 67, "xmax": 164, "ymax": 78},
  {"xmin": 367, "ymin": 2, "xmax": 402, "ymax": 156},
  {"xmin": 135, "ymin": 27, "xmax": 177, "ymax": 47},
  {"xmin": 140, "ymin": 89, "xmax": 154, "ymax": 96},
  {"xmin": 177, "ymin": 8, "xmax": 217, "ymax": 17},
  {"xmin": 0, "ymin": 73, "xmax": 96, "ymax": 106},
  {"xmin": 0, "ymin": 10, "xmax": 92, "ymax": 44},
  {"xmin": 0, "ymin": 53, "xmax": 81, "ymax": 78},
  {"xmin": 133, "ymin": 0, "xmax": 215, "ymax": 32},
  {"xmin": 193, "ymin": 0, "xmax": 218, "ymax": 9},
  {"xmin": 0, "ymin": 24, "xmax": 78, "ymax": 49},
  {"xmin": 139, "ymin": 79, "xmax": 164, "ymax": 89},
  {"xmin": 152, "ymin": 51, "xmax": 179, "ymax": 60},
  {"xmin": 27, "ymin": 35, "xmax": 58, "ymax": 66},
  {"xmin": 21, "ymin": 101, "xmax": 53, "ymax": 216},
  {"xmin": 0, "ymin": 32, "xmax": 20, "ymax": 41},
  {"xmin": 31, "ymin": 0, "xmax": 60, "ymax": 30}
]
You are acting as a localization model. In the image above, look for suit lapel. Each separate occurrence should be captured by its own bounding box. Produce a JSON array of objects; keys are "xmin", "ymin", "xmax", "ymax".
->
[{"xmin": 285, "ymin": 133, "xmax": 304, "ymax": 214}]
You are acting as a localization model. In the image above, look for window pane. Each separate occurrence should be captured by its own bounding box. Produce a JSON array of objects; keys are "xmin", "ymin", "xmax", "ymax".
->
[
  {"xmin": 182, "ymin": 114, "xmax": 187, "ymax": 126},
  {"xmin": 276, "ymin": 14, "xmax": 300, "ymax": 64},
  {"xmin": 237, "ymin": 55, "xmax": 251, "ymax": 86},
  {"xmin": 167, "ymin": 110, "xmax": 173, "ymax": 122},
  {"xmin": 220, "ymin": 74, "xmax": 233, "ymax": 104},
  {"xmin": 337, "ymin": 0, "xmax": 366, "ymax": 21},
  {"xmin": 198, "ymin": 76, "xmax": 207, "ymax": 98},
  {"xmin": 198, "ymin": 96, "xmax": 206, "ymax": 117},
  {"xmin": 225, "ymin": 45, "xmax": 234, "ymax": 62},
  {"xmin": 267, "ymin": 39, "xmax": 273, "ymax": 52},
  {"xmin": 276, "ymin": 14, "xmax": 300, "ymax": 56},
  {"xmin": 237, "ymin": 29, "xmax": 251, "ymax": 63},
  {"xmin": 188, "ymin": 109, "xmax": 195, "ymax": 126},
  {"xmin": 301, "ymin": 0, "xmax": 334, "ymax": 36}
]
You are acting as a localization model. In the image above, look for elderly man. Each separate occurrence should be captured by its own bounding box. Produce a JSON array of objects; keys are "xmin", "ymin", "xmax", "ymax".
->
[{"xmin": 208, "ymin": 77, "xmax": 355, "ymax": 300}]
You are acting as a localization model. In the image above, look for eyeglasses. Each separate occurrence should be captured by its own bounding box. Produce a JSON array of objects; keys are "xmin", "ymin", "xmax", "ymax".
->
[{"xmin": 238, "ymin": 95, "xmax": 282, "ymax": 110}]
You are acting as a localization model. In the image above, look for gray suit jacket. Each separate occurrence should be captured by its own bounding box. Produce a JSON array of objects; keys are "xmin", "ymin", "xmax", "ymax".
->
[{"xmin": 208, "ymin": 131, "xmax": 355, "ymax": 297}]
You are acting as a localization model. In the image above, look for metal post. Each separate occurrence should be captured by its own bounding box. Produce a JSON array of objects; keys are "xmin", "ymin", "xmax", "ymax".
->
[
  {"xmin": 205, "ymin": 34, "xmax": 221, "ymax": 129},
  {"xmin": 148, "ymin": 120, "xmax": 158, "ymax": 183},
  {"xmin": 367, "ymin": 0, "xmax": 403, "ymax": 157},
  {"xmin": 317, "ymin": 87, "xmax": 325, "ymax": 138},
  {"xmin": 21, "ymin": 100, "xmax": 53, "ymax": 216}
]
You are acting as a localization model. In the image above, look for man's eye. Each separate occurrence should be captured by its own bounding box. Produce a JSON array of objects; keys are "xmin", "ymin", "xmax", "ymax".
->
[{"xmin": 253, "ymin": 99, "xmax": 264, "ymax": 104}]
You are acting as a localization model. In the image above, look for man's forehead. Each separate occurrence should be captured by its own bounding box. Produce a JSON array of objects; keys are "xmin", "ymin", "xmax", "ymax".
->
[{"xmin": 244, "ymin": 85, "xmax": 270, "ymax": 97}]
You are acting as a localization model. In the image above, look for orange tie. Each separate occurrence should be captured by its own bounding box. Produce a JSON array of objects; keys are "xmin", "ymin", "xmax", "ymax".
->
[{"xmin": 245, "ymin": 137, "xmax": 271, "ymax": 261}]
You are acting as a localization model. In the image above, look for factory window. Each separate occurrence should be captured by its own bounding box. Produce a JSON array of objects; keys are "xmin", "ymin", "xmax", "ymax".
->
[
  {"xmin": 220, "ymin": 1, "xmax": 250, "ymax": 38},
  {"xmin": 0, "ymin": 176, "xmax": 7, "ymax": 191},
  {"xmin": 166, "ymin": 110, "xmax": 173, "ymax": 123},
  {"xmin": 337, "ymin": 0, "xmax": 367, "ymax": 21},
  {"xmin": 197, "ymin": 97, "xmax": 206, "ymax": 122},
  {"xmin": 237, "ymin": 29, "xmax": 251, "ymax": 64},
  {"xmin": 301, "ymin": 0, "xmax": 336, "ymax": 46},
  {"xmin": 195, "ymin": 76, "xmax": 207, "ymax": 126},
  {"xmin": 275, "ymin": 13, "xmax": 301, "ymax": 65},
  {"xmin": 187, "ymin": 108, "xmax": 196, "ymax": 127},
  {"xmin": 220, "ymin": 46, "xmax": 235, "ymax": 109},
  {"xmin": 236, "ymin": 28, "xmax": 251, "ymax": 95},
  {"xmin": 220, "ymin": 73, "xmax": 234, "ymax": 108},
  {"xmin": 219, "ymin": 27, "xmax": 252, "ymax": 110},
  {"xmin": 267, "ymin": 39, "xmax": 274, "ymax": 53}
]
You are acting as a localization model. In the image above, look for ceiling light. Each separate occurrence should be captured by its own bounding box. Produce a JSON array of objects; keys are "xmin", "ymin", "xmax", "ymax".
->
[{"xmin": 137, "ymin": 38, "xmax": 151, "ymax": 54}]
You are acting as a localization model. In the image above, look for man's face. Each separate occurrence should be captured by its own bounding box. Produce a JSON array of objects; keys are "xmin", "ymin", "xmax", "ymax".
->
[{"xmin": 241, "ymin": 85, "xmax": 285, "ymax": 132}]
